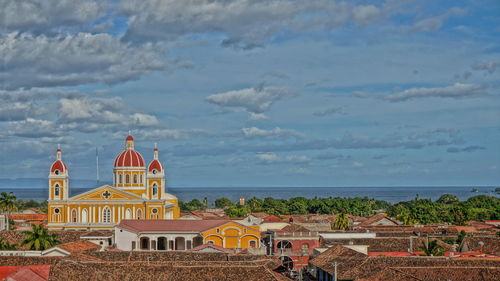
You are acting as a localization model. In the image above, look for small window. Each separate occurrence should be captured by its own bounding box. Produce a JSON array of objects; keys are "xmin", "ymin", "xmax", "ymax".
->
[
  {"xmin": 126, "ymin": 174, "xmax": 130, "ymax": 184},
  {"xmin": 207, "ymin": 241, "xmax": 214, "ymax": 245},
  {"xmin": 119, "ymin": 174, "xmax": 122, "ymax": 184},
  {"xmin": 54, "ymin": 184, "xmax": 60, "ymax": 196},
  {"xmin": 102, "ymin": 207, "xmax": 111, "ymax": 223},
  {"xmin": 152, "ymin": 184, "xmax": 158, "ymax": 196},
  {"xmin": 152, "ymin": 208, "xmax": 158, "ymax": 214},
  {"xmin": 133, "ymin": 174, "xmax": 137, "ymax": 184},
  {"xmin": 54, "ymin": 208, "xmax": 60, "ymax": 214},
  {"xmin": 216, "ymin": 228, "xmax": 220, "ymax": 233},
  {"xmin": 100, "ymin": 241, "xmax": 103, "ymax": 245},
  {"xmin": 152, "ymin": 169, "xmax": 158, "ymax": 174},
  {"xmin": 54, "ymin": 170, "xmax": 60, "ymax": 175}
]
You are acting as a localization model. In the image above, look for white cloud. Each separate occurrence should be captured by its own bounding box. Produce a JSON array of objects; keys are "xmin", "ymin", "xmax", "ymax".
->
[
  {"xmin": 242, "ymin": 127, "xmax": 304, "ymax": 139},
  {"xmin": 383, "ymin": 83, "xmax": 487, "ymax": 102},
  {"xmin": 0, "ymin": 32, "xmax": 166, "ymax": 89},
  {"xmin": 119, "ymin": 0, "xmax": 401, "ymax": 48},
  {"xmin": 411, "ymin": 7, "xmax": 467, "ymax": 32},
  {"xmin": 206, "ymin": 86, "xmax": 292, "ymax": 113},
  {"xmin": 257, "ymin": 152, "xmax": 310, "ymax": 164},
  {"xmin": 249, "ymin": 113, "xmax": 270, "ymax": 121},
  {"xmin": 472, "ymin": 60, "xmax": 500, "ymax": 74},
  {"xmin": 0, "ymin": 0, "xmax": 104, "ymax": 32}
]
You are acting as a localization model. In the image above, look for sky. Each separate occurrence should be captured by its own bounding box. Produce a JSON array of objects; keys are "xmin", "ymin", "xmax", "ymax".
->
[{"xmin": 0, "ymin": 0, "xmax": 499, "ymax": 187}]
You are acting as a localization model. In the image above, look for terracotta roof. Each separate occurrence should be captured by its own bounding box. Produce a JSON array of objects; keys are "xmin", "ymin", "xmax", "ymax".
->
[
  {"xmin": 356, "ymin": 213, "xmax": 400, "ymax": 227},
  {"xmin": 56, "ymin": 240, "xmax": 101, "ymax": 253},
  {"xmin": 0, "ymin": 265, "xmax": 50, "ymax": 281},
  {"xmin": 310, "ymin": 245, "xmax": 367, "ymax": 278},
  {"xmin": 395, "ymin": 266, "xmax": 500, "ymax": 281},
  {"xmin": 80, "ymin": 230, "xmax": 113, "ymax": 238},
  {"xmin": 262, "ymin": 215, "xmax": 284, "ymax": 223},
  {"xmin": 279, "ymin": 224, "xmax": 311, "ymax": 233},
  {"xmin": 6, "ymin": 265, "xmax": 50, "ymax": 281},
  {"xmin": 188, "ymin": 243, "xmax": 235, "ymax": 254},
  {"xmin": 117, "ymin": 219, "xmax": 230, "ymax": 233},
  {"xmin": 8, "ymin": 214, "xmax": 47, "ymax": 221},
  {"xmin": 48, "ymin": 252, "xmax": 290, "ymax": 281}
]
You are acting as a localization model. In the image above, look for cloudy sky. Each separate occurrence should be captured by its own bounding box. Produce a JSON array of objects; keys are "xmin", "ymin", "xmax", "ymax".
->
[{"xmin": 0, "ymin": 0, "xmax": 499, "ymax": 187}]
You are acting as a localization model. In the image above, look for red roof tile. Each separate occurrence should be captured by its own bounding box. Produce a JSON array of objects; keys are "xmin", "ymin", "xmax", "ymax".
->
[
  {"xmin": 117, "ymin": 219, "xmax": 230, "ymax": 233},
  {"xmin": 57, "ymin": 240, "xmax": 101, "ymax": 253},
  {"xmin": 188, "ymin": 244, "xmax": 235, "ymax": 254}
]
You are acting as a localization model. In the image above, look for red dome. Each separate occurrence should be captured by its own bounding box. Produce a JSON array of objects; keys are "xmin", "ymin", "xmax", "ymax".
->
[
  {"xmin": 126, "ymin": 135, "xmax": 134, "ymax": 141},
  {"xmin": 50, "ymin": 160, "xmax": 67, "ymax": 174},
  {"xmin": 114, "ymin": 150, "xmax": 145, "ymax": 167},
  {"xmin": 148, "ymin": 159, "xmax": 163, "ymax": 172}
]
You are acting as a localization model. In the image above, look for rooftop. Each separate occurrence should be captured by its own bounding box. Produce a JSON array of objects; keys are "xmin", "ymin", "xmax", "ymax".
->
[{"xmin": 117, "ymin": 219, "xmax": 230, "ymax": 233}]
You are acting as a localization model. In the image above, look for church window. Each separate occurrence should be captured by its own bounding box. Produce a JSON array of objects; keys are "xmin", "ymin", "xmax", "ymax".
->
[
  {"xmin": 152, "ymin": 184, "xmax": 158, "ymax": 196},
  {"xmin": 126, "ymin": 174, "xmax": 130, "ymax": 184},
  {"xmin": 119, "ymin": 174, "xmax": 122, "ymax": 184},
  {"xmin": 137, "ymin": 209, "xmax": 142, "ymax": 220},
  {"xmin": 54, "ymin": 208, "xmax": 60, "ymax": 214},
  {"xmin": 125, "ymin": 209, "xmax": 132, "ymax": 219},
  {"xmin": 81, "ymin": 209, "xmax": 88, "ymax": 223},
  {"xmin": 133, "ymin": 174, "xmax": 137, "ymax": 184},
  {"xmin": 71, "ymin": 209, "xmax": 77, "ymax": 223},
  {"xmin": 54, "ymin": 184, "xmax": 60, "ymax": 196},
  {"xmin": 140, "ymin": 174, "xmax": 143, "ymax": 184},
  {"xmin": 152, "ymin": 169, "xmax": 158, "ymax": 174},
  {"xmin": 102, "ymin": 207, "xmax": 111, "ymax": 223},
  {"xmin": 54, "ymin": 170, "xmax": 60, "ymax": 175},
  {"xmin": 152, "ymin": 208, "xmax": 158, "ymax": 214}
]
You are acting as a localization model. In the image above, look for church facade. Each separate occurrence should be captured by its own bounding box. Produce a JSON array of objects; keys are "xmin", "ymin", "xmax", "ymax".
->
[{"xmin": 47, "ymin": 135, "xmax": 180, "ymax": 230}]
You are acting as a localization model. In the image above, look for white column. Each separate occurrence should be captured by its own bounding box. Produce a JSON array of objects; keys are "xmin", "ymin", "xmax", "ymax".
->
[
  {"xmin": 133, "ymin": 206, "xmax": 136, "ymax": 219},
  {"xmin": 113, "ymin": 205, "xmax": 116, "ymax": 223}
]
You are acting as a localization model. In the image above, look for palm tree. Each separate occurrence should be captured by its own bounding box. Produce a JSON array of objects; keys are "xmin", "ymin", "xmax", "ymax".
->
[
  {"xmin": 0, "ymin": 192, "xmax": 18, "ymax": 230},
  {"xmin": 332, "ymin": 211, "xmax": 350, "ymax": 230},
  {"xmin": 21, "ymin": 224, "xmax": 60, "ymax": 251},
  {"xmin": 0, "ymin": 238, "xmax": 17, "ymax": 250},
  {"xmin": 419, "ymin": 237, "xmax": 444, "ymax": 256}
]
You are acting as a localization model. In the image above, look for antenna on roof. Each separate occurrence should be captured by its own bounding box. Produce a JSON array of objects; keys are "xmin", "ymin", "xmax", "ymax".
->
[{"xmin": 96, "ymin": 147, "xmax": 99, "ymax": 186}]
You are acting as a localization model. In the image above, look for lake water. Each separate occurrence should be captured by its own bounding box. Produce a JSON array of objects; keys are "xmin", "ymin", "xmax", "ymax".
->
[{"xmin": 0, "ymin": 178, "xmax": 497, "ymax": 204}]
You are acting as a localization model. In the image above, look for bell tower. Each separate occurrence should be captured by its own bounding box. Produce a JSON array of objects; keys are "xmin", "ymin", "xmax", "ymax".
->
[
  {"xmin": 48, "ymin": 145, "xmax": 69, "ymax": 201},
  {"xmin": 147, "ymin": 145, "xmax": 165, "ymax": 200}
]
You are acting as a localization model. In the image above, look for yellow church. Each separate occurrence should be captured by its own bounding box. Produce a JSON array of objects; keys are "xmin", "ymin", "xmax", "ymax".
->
[{"xmin": 47, "ymin": 135, "xmax": 180, "ymax": 230}]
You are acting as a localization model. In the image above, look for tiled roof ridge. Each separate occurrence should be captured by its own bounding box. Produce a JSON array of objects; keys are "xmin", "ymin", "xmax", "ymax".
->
[{"xmin": 387, "ymin": 267, "xmax": 425, "ymax": 281}]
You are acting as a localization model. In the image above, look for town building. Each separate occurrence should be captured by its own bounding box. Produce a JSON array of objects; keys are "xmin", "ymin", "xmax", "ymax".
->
[
  {"xmin": 47, "ymin": 135, "xmax": 180, "ymax": 230},
  {"xmin": 114, "ymin": 219, "xmax": 261, "ymax": 251}
]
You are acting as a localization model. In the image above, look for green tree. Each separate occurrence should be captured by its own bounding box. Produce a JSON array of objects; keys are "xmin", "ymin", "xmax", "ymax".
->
[
  {"xmin": 419, "ymin": 238, "xmax": 444, "ymax": 256},
  {"xmin": 396, "ymin": 207, "xmax": 417, "ymax": 225},
  {"xmin": 21, "ymin": 224, "xmax": 60, "ymax": 251},
  {"xmin": 215, "ymin": 198, "xmax": 234, "ymax": 209},
  {"xmin": 0, "ymin": 238, "xmax": 16, "ymax": 250},
  {"xmin": 246, "ymin": 197, "xmax": 263, "ymax": 211},
  {"xmin": 0, "ymin": 192, "xmax": 18, "ymax": 230},
  {"xmin": 436, "ymin": 194, "xmax": 459, "ymax": 204},
  {"xmin": 224, "ymin": 206, "xmax": 251, "ymax": 218},
  {"xmin": 187, "ymin": 199, "xmax": 205, "ymax": 211},
  {"xmin": 331, "ymin": 212, "xmax": 350, "ymax": 230}
]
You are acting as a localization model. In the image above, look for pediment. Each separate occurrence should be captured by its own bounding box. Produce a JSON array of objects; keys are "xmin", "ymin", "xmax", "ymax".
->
[{"xmin": 70, "ymin": 185, "xmax": 143, "ymax": 201}]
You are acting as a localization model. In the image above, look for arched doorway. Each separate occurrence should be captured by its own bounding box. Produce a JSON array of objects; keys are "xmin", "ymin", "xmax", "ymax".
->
[
  {"xmin": 157, "ymin": 237, "xmax": 167, "ymax": 251},
  {"xmin": 71, "ymin": 209, "xmax": 77, "ymax": 223},
  {"xmin": 193, "ymin": 236, "xmax": 203, "ymax": 248},
  {"xmin": 175, "ymin": 237, "xmax": 185, "ymax": 250},
  {"xmin": 125, "ymin": 209, "xmax": 132, "ymax": 219},
  {"xmin": 102, "ymin": 207, "xmax": 111, "ymax": 223},
  {"xmin": 136, "ymin": 209, "xmax": 143, "ymax": 220},
  {"xmin": 140, "ymin": 237, "xmax": 150, "ymax": 250},
  {"xmin": 280, "ymin": 256, "xmax": 293, "ymax": 270}
]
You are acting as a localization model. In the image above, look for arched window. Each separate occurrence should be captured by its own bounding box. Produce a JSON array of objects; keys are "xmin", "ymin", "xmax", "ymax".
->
[
  {"xmin": 102, "ymin": 207, "xmax": 111, "ymax": 223},
  {"xmin": 54, "ymin": 184, "xmax": 60, "ymax": 196},
  {"xmin": 150, "ymin": 208, "xmax": 158, "ymax": 219},
  {"xmin": 53, "ymin": 208, "xmax": 61, "ymax": 222},
  {"xmin": 125, "ymin": 209, "xmax": 132, "ymax": 219},
  {"xmin": 126, "ymin": 174, "xmax": 130, "ymax": 184},
  {"xmin": 119, "ymin": 174, "xmax": 122, "ymax": 184},
  {"xmin": 133, "ymin": 174, "xmax": 137, "ymax": 184},
  {"xmin": 152, "ymin": 183, "xmax": 158, "ymax": 196},
  {"xmin": 136, "ymin": 209, "xmax": 142, "ymax": 220},
  {"xmin": 277, "ymin": 240, "xmax": 292, "ymax": 249},
  {"xmin": 140, "ymin": 175, "xmax": 143, "ymax": 184},
  {"xmin": 71, "ymin": 209, "xmax": 77, "ymax": 223},
  {"xmin": 81, "ymin": 209, "xmax": 88, "ymax": 223}
]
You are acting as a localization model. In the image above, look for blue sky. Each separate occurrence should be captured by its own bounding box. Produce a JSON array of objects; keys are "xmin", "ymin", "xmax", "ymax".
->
[{"xmin": 0, "ymin": 0, "xmax": 499, "ymax": 187}]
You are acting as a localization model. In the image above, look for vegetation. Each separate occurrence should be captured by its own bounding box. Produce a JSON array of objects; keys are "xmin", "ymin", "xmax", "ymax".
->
[
  {"xmin": 0, "ymin": 192, "xmax": 18, "ymax": 230},
  {"xmin": 177, "ymin": 194, "xmax": 500, "ymax": 222},
  {"xmin": 215, "ymin": 197, "xmax": 234, "ymax": 209},
  {"xmin": 0, "ymin": 238, "xmax": 17, "ymax": 250},
  {"xmin": 419, "ymin": 238, "xmax": 444, "ymax": 256},
  {"xmin": 331, "ymin": 211, "xmax": 350, "ymax": 230},
  {"xmin": 21, "ymin": 224, "xmax": 60, "ymax": 251}
]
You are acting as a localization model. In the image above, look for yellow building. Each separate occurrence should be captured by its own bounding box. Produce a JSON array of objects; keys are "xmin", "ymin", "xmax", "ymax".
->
[
  {"xmin": 115, "ymin": 219, "xmax": 261, "ymax": 251},
  {"xmin": 47, "ymin": 135, "xmax": 180, "ymax": 230}
]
